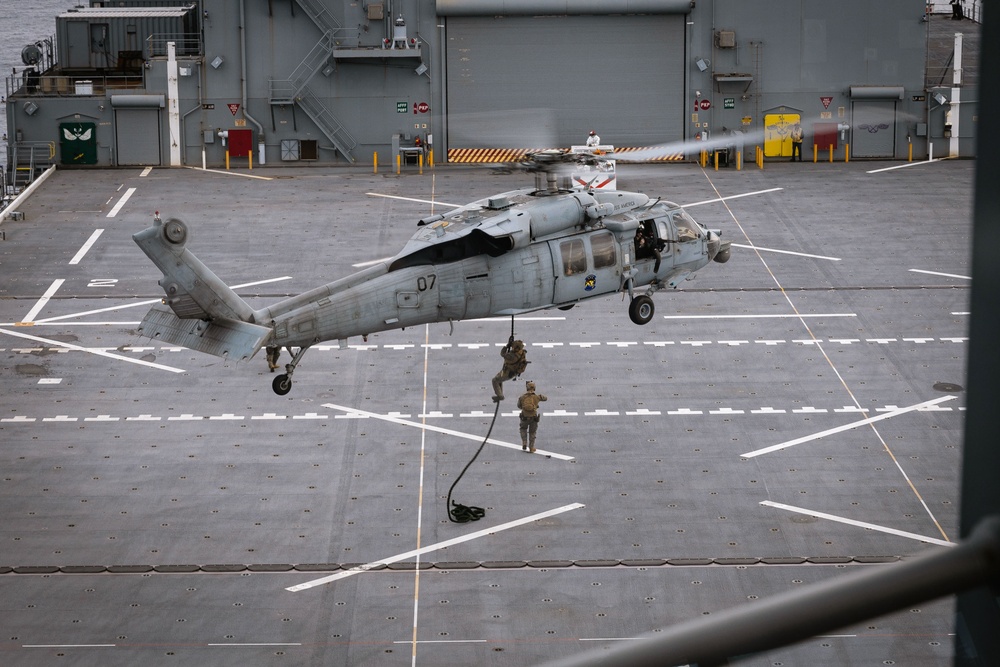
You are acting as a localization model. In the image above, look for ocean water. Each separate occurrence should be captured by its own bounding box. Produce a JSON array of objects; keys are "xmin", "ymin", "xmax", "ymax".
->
[{"xmin": 1, "ymin": 0, "xmax": 68, "ymax": 167}]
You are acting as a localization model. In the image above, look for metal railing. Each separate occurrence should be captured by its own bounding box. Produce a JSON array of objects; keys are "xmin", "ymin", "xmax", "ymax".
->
[
  {"xmin": 145, "ymin": 32, "xmax": 203, "ymax": 58},
  {"xmin": 5, "ymin": 73, "xmax": 145, "ymax": 99},
  {"xmin": 10, "ymin": 142, "xmax": 55, "ymax": 189},
  {"xmin": 540, "ymin": 515, "xmax": 1000, "ymax": 667}
]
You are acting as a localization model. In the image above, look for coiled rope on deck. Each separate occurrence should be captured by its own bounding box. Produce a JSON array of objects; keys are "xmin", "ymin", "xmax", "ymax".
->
[
  {"xmin": 445, "ymin": 399, "xmax": 501, "ymax": 523},
  {"xmin": 447, "ymin": 319, "xmax": 518, "ymax": 523}
]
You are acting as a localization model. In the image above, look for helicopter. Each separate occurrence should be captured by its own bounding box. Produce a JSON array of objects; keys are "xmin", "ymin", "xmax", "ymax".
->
[{"xmin": 133, "ymin": 149, "xmax": 731, "ymax": 395}]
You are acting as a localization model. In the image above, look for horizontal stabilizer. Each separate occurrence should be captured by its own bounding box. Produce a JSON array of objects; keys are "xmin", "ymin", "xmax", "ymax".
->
[{"xmin": 138, "ymin": 304, "xmax": 271, "ymax": 361}]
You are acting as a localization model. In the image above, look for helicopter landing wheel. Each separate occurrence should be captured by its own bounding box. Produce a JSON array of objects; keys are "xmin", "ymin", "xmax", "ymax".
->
[
  {"xmin": 272, "ymin": 374, "xmax": 292, "ymax": 395},
  {"xmin": 629, "ymin": 295, "xmax": 655, "ymax": 325}
]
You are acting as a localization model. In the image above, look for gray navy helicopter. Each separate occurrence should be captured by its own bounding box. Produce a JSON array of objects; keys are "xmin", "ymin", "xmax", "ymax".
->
[{"xmin": 133, "ymin": 149, "xmax": 731, "ymax": 395}]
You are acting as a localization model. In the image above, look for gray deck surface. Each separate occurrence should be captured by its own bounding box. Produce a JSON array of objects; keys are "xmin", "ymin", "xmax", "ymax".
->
[{"xmin": 0, "ymin": 156, "xmax": 971, "ymax": 666}]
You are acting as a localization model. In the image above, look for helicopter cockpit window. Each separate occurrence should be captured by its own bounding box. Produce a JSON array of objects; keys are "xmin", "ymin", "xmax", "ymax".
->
[
  {"xmin": 670, "ymin": 208, "xmax": 701, "ymax": 242},
  {"xmin": 560, "ymin": 239, "xmax": 587, "ymax": 275},
  {"xmin": 591, "ymin": 232, "xmax": 616, "ymax": 269}
]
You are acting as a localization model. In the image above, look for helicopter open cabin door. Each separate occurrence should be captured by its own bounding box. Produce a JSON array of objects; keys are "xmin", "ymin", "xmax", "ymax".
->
[{"xmin": 551, "ymin": 231, "xmax": 619, "ymax": 306}]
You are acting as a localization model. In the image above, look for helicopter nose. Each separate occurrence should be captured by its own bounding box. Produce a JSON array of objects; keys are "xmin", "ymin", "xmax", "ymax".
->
[{"xmin": 707, "ymin": 230, "xmax": 731, "ymax": 263}]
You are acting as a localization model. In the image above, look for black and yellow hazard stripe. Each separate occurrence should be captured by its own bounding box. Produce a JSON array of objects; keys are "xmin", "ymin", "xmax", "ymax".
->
[
  {"xmin": 447, "ymin": 147, "xmax": 685, "ymax": 163},
  {"xmin": 613, "ymin": 146, "xmax": 685, "ymax": 162},
  {"xmin": 446, "ymin": 148, "xmax": 535, "ymax": 163}
]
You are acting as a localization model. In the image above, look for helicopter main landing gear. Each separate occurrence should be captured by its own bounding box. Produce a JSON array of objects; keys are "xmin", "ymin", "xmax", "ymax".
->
[
  {"xmin": 271, "ymin": 345, "xmax": 310, "ymax": 395},
  {"xmin": 628, "ymin": 294, "xmax": 655, "ymax": 325},
  {"xmin": 623, "ymin": 276, "xmax": 658, "ymax": 325}
]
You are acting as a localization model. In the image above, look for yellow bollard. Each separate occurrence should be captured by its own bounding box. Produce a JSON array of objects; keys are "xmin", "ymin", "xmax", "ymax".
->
[
  {"xmin": 736, "ymin": 150, "xmax": 742, "ymax": 171},
  {"xmin": 845, "ymin": 144, "xmax": 850, "ymax": 163},
  {"xmin": 813, "ymin": 144, "xmax": 818, "ymax": 163},
  {"xmin": 225, "ymin": 149, "xmax": 230, "ymax": 170},
  {"xmin": 908, "ymin": 143, "xmax": 913, "ymax": 162},
  {"xmin": 419, "ymin": 154, "xmax": 424, "ymax": 175},
  {"xmin": 828, "ymin": 144, "xmax": 834, "ymax": 163},
  {"xmin": 714, "ymin": 150, "xmax": 719, "ymax": 171},
  {"xmin": 396, "ymin": 154, "xmax": 401, "ymax": 175},
  {"xmin": 428, "ymin": 148, "xmax": 434, "ymax": 168},
  {"xmin": 373, "ymin": 151, "xmax": 378, "ymax": 174},
  {"xmin": 248, "ymin": 150, "xmax": 252, "ymax": 170}
]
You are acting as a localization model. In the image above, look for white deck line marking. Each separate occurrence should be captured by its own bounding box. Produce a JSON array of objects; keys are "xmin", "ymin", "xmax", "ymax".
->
[
  {"xmin": 182, "ymin": 166, "xmax": 273, "ymax": 180},
  {"xmin": 909, "ymin": 268, "xmax": 971, "ymax": 280},
  {"xmin": 4, "ymin": 321, "xmax": 142, "ymax": 327},
  {"xmin": 760, "ymin": 501, "xmax": 955, "ymax": 547},
  {"xmin": 32, "ymin": 299, "xmax": 161, "ymax": 323},
  {"xmin": 140, "ymin": 166, "xmax": 153, "ymax": 177},
  {"xmin": 661, "ymin": 313, "xmax": 855, "ymax": 320},
  {"xmin": 207, "ymin": 643, "xmax": 303, "ymax": 647},
  {"xmin": 287, "ymin": 503, "xmax": 586, "ymax": 591},
  {"xmin": 20, "ymin": 279, "xmax": 64, "ymax": 323},
  {"xmin": 731, "ymin": 243, "xmax": 841, "ymax": 261},
  {"xmin": 323, "ymin": 402, "xmax": 574, "ymax": 460},
  {"xmin": 410, "ymin": 324, "xmax": 433, "ymax": 665},
  {"xmin": 682, "ymin": 187, "xmax": 783, "ymax": 208},
  {"xmin": 867, "ymin": 159, "xmax": 943, "ymax": 174},
  {"xmin": 229, "ymin": 276, "xmax": 295, "ymax": 290},
  {"xmin": 741, "ymin": 395, "xmax": 957, "ymax": 458},
  {"xmin": 0, "ymin": 327, "xmax": 185, "ymax": 373},
  {"xmin": 31, "ymin": 276, "xmax": 292, "ymax": 324},
  {"xmin": 106, "ymin": 187, "xmax": 136, "ymax": 217},
  {"xmin": 366, "ymin": 191, "xmax": 465, "ymax": 208},
  {"xmin": 69, "ymin": 229, "xmax": 104, "ymax": 265},
  {"xmin": 395, "ymin": 639, "xmax": 488, "ymax": 644},
  {"xmin": 468, "ymin": 316, "xmax": 567, "ymax": 322},
  {"xmin": 24, "ymin": 644, "xmax": 117, "ymax": 648}
]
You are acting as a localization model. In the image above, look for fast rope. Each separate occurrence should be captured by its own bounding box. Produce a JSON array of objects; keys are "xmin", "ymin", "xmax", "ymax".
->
[
  {"xmin": 446, "ymin": 399, "xmax": 500, "ymax": 523},
  {"xmin": 446, "ymin": 316, "xmax": 517, "ymax": 523}
]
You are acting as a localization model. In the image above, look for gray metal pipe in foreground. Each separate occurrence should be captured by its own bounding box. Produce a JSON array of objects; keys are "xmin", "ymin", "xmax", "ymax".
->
[
  {"xmin": 539, "ymin": 516, "xmax": 1000, "ymax": 667},
  {"xmin": 436, "ymin": 0, "xmax": 692, "ymax": 17}
]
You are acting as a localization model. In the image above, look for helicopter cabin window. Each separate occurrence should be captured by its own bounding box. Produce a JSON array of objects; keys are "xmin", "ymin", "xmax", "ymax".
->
[
  {"xmin": 591, "ymin": 232, "xmax": 616, "ymax": 269},
  {"xmin": 560, "ymin": 239, "xmax": 587, "ymax": 275}
]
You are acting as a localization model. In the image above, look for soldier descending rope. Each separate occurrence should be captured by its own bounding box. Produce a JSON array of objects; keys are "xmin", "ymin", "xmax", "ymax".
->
[{"xmin": 492, "ymin": 336, "xmax": 528, "ymax": 402}]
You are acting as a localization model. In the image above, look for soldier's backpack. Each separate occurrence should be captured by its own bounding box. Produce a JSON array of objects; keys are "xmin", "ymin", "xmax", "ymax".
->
[{"xmin": 512, "ymin": 349, "xmax": 528, "ymax": 375}]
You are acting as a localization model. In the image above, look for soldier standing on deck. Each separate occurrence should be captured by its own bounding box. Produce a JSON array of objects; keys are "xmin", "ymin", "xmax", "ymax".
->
[
  {"xmin": 517, "ymin": 381, "xmax": 548, "ymax": 453},
  {"xmin": 266, "ymin": 345, "xmax": 281, "ymax": 372}
]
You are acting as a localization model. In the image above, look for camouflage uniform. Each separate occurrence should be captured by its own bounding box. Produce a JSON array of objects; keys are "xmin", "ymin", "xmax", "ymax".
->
[
  {"xmin": 492, "ymin": 338, "xmax": 527, "ymax": 401},
  {"xmin": 517, "ymin": 381, "xmax": 548, "ymax": 453},
  {"xmin": 266, "ymin": 345, "xmax": 281, "ymax": 372}
]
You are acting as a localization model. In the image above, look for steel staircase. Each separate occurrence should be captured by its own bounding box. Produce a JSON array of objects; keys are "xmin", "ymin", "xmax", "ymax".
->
[{"xmin": 268, "ymin": 0, "xmax": 356, "ymax": 162}]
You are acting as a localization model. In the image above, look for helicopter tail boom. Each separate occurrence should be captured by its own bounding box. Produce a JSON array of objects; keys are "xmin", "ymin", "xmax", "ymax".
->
[{"xmin": 133, "ymin": 217, "xmax": 271, "ymax": 362}]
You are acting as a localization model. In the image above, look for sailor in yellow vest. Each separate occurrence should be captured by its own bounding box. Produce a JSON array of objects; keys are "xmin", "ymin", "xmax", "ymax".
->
[
  {"xmin": 517, "ymin": 380, "xmax": 548, "ymax": 453},
  {"xmin": 790, "ymin": 123, "xmax": 804, "ymax": 162},
  {"xmin": 492, "ymin": 337, "xmax": 528, "ymax": 401}
]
